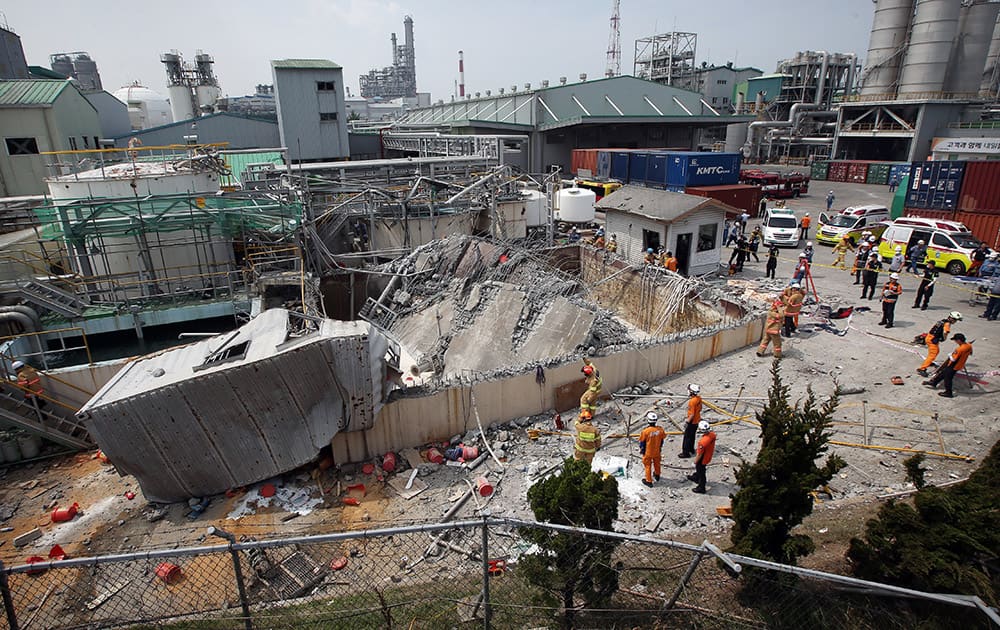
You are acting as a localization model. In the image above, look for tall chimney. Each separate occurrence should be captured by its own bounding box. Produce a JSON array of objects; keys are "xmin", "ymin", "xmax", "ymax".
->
[{"xmin": 458, "ymin": 50, "xmax": 465, "ymax": 97}]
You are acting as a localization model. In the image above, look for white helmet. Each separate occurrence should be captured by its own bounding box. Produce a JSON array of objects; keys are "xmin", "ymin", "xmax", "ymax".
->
[
  {"xmin": 799, "ymin": 252, "xmax": 808, "ymax": 258},
  {"xmin": 868, "ymin": 236, "xmax": 876, "ymax": 243},
  {"xmin": 806, "ymin": 241, "xmax": 813, "ymax": 247},
  {"xmin": 889, "ymin": 272, "xmax": 899, "ymax": 280},
  {"xmin": 790, "ymin": 281, "xmax": 801, "ymax": 288},
  {"xmin": 805, "ymin": 213, "xmax": 810, "ymax": 216},
  {"xmin": 698, "ymin": 421, "xmax": 711, "ymax": 432},
  {"xmin": 11, "ymin": 360, "xmax": 24, "ymax": 371},
  {"xmin": 949, "ymin": 311, "xmax": 963, "ymax": 321},
  {"xmin": 860, "ymin": 242, "xmax": 870, "ymax": 248},
  {"xmin": 862, "ymin": 230, "xmax": 871, "ymax": 236},
  {"xmin": 894, "ymin": 246, "xmax": 902, "ymax": 253},
  {"xmin": 918, "ymin": 240, "xmax": 925, "ymax": 245},
  {"xmin": 990, "ymin": 252, "xmax": 999, "ymax": 260},
  {"xmin": 646, "ymin": 411, "xmax": 659, "ymax": 423},
  {"xmin": 688, "ymin": 384, "xmax": 701, "ymax": 394},
  {"xmin": 828, "ymin": 190, "xmax": 834, "ymax": 194}
]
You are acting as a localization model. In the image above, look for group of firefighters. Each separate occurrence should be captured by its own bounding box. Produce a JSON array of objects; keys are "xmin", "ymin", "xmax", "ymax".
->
[
  {"xmin": 583, "ymin": 228, "xmax": 682, "ymax": 272},
  {"xmin": 574, "ymin": 358, "xmax": 717, "ymax": 494}
]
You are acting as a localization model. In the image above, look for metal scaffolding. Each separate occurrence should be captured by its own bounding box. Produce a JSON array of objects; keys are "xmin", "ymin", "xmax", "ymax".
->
[{"xmin": 633, "ymin": 32, "xmax": 698, "ymax": 91}]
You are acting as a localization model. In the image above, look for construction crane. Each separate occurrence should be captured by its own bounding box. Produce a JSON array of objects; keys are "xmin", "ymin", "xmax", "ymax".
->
[{"xmin": 605, "ymin": 0, "xmax": 621, "ymax": 78}]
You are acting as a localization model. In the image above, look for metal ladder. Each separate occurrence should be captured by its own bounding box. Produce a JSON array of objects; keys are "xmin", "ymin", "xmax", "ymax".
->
[
  {"xmin": 0, "ymin": 385, "xmax": 93, "ymax": 450},
  {"xmin": 4, "ymin": 279, "xmax": 88, "ymax": 318}
]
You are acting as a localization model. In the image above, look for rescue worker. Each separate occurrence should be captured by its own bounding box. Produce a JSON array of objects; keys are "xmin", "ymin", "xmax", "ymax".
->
[
  {"xmin": 982, "ymin": 273, "xmax": 1000, "ymax": 320},
  {"xmin": 592, "ymin": 228, "xmax": 606, "ymax": 249},
  {"xmin": 980, "ymin": 251, "xmax": 999, "ymax": 278},
  {"xmin": 879, "ymin": 272, "xmax": 903, "ymax": 328},
  {"xmin": 969, "ymin": 243, "xmax": 990, "ymax": 276},
  {"xmin": 664, "ymin": 250, "xmax": 678, "ymax": 272},
  {"xmin": 644, "ymin": 248, "xmax": 657, "ymax": 265},
  {"xmin": 573, "ymin": 409, "xmax": 602, "ymax": 462},
  {"xmin": 852, "ymin": 241, "xmax": 871, "ymax": 284},
  {"xmin": 730, "ymin": 235, "xmax": 749, "ymax": 272},
  {"xmin": 678, "ymin": 384, "xmax": 702, "ymax": 459},
  {"xmin": 913, "ymin": 260, "xmax": 938, "ymax": 310},
  {"xmin": 579, "ymin": 357, "xmax": 602, "ymax": 414},
  {"xmin": 889, "ymin": 245, "xmax": 905, "ymax": 273},
  {"xmin": 12, "ymin": 360, "xmax": 45, "ymax": 409},
  {"xmin": 757, "ymin": 300, "xmax": 785, "ymax": 359},
  {"xmin": 923, "ymin": 333, "xmax": 973, "ymax": 398},
  {"xmin": 799, "ymin": 212, "xmax": 811, "ymax": 241},
  {"xmin": 916, "ymin": 311, "xmax": 962, "ymax": 377},
  {"xmin": 826, "ymin": 190, "xmax": 835, "ymax": 211},
  {"xmin": 639, "ymin": 411, "xmax": 667, "ymax": 487},
  {"xmin": 605, "ymin": 234, "xmax": 618, "ymax": 253},
  {"xmin": 783, "ymin": 282, "xmax": 804, "ymax": 337},
  {"xmin": 765, "ymin": 243, "xmax": 780, "ymax": 279},
  {"xmin": 689, "ymin": 421, "xmax": 716, "ymax": 494},
  {"xmin": 861, "ymin": 248, "xmax": 882, "ymax": 300},
  {"xmin": 792, "ymin": 252, "xmax": 810, "ymax": 284},
  {"xmin": 748, "ymin": 226, "xmax": 762, "ymax": 262},
  {"xmin": 907, "ymin": 239, "xmax": 927, "ymax": 275},
  {"xmin": 568, "ymin": 227, "xmax": 581, "ymax": 243},
  {"xmin": 832, "ymin": 234, "xmax": 854, "ymax": 269},
  {"xmin": 803, "ymin": 241, "xmax": 815, "ymax": 264}
]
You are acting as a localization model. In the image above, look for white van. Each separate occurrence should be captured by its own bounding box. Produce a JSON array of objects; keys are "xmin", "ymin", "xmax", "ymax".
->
[
  {"xmin": 761, "ymin": 207, "xmax": 799, "ymax": 247},
  {"xmin": 816, "ymin": 205, "xmax": 890, "ymax": 246},
  {"xmin": 878, "ymin": 216, "xmax": 982, "ymax": 275}
]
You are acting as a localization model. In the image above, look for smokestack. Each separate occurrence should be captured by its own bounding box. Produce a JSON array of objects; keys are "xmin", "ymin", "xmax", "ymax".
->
[{"xmin": 458, "ymin": 50, "xmax": 465, "ymax": 97}]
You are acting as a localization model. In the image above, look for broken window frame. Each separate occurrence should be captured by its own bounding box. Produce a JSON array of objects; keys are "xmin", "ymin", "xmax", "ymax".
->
[
  {"xmin": 194, "ymin": 336, "xmax": 251, "ymax": 371},
  {"xmin": 697, "ymin": 222, "xmax": 718, "ymax": 252}
]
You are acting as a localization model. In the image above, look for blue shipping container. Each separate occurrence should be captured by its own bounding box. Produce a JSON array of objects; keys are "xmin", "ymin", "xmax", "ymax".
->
[
  {"xmin": 888, "ymin": 163, "xmax": 910, "ymax": 184},
  {"xmin": 666, "ymin": 185, "xmax": 685, "ymax": 193},
  {"xmin": 905, "ymin": 161, "xmax": 966, "ymax": 210},
  {"xmin": 596, "ymin": 151, "xmax": 612, "ymax": 180},
  {"xmin": 644, "ymin": 152, "xmax": 669, "ymax": 188},
  {"xmin": 665, "ymin": 152, "xmax": 742, "ymax": 187},
  {"xmin": 610, "ymin": 151, "xmax": 630, "ymax": 181},
  {"xmin": 627, "ymin": 152, "xmax": 650, "ymax": 186}
]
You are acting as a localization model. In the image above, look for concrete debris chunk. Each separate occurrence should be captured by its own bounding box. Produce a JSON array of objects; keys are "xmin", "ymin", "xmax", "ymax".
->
[{"xmin": 13, "ymin": 527, "xmax": 42, "ymax": 547}]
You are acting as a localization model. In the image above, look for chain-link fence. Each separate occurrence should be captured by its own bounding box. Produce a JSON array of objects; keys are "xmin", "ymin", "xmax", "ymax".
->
[{"xmin": 0, "ymin": 517, "xmax": 995, "ymax": 629}]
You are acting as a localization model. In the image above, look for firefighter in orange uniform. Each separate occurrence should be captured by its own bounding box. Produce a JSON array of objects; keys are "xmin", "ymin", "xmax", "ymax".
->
[
  {"xmin": 916, "ymin": 311, "xmax": 961, "ymax": 377},
  {"xmin": 573, "ymin": 409, "xmax": 602, "ymax": 463},
  {"xmin": 689, "ymin": 421, "xmax": 716, "ymax": 493},
  {"xmin": 678, "ymin": 384, "xmax": 702, "ymax": 458},
  {"xmin": 12, "ymin": 360, "xmax": 45, "ymax": 409},
  {"xmin": 664, "ymin": 251, "xmax": 678, "ymax": 272},
  {"xmin": 639, "ymin": 411, "xmax": 667, "ymax": 487},
  {"xmin": 923, "ymin": 333, "xmax": 973, "ymax": 398},
  {"xmin": 757, "ymin": 300, "xmax": 785, "ymax": 358}
]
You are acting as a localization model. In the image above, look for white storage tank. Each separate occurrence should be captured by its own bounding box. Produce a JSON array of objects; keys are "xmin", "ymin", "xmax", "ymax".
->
[
  {"xmin": 556, "ymin": 187, "xmax": 596, "ymax": 223},
  {"xmin": 112, "ymin": 84, "xmax": 173, "ymax": 130},
  {"xmin": 522, "ymin": 189, "xmax": 546, "ymax": 227}
]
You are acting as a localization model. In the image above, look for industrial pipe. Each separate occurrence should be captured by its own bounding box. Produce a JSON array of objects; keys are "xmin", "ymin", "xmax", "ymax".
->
[{"xmin": 0, "ymin": 305, "xmax": 42, "ymax": 332}]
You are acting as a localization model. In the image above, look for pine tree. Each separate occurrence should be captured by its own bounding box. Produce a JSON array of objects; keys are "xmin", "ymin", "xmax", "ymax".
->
[
  {"xmin": 730, "ymin": 361, "xmax": 846, "ymax": 565},
  {"xmin": 519, "ymin": 457, "xmax": 620, "ymax": 628}
]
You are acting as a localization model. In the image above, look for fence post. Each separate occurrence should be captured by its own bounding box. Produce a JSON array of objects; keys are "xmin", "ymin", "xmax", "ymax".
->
[
  {"xmin": 662, "ymin": 550, "xmax": 704, "ymax": 615},
  {"xmin": 208, "ymin": 526, "xmax": 252, "ymax": 630},
  {"xmin": 0, "ymin": 560, "xmax": 19, "ymax": 630},
  {"xmin": 481, "ymin": 514, "xmax": 492, "ymax": 629}
]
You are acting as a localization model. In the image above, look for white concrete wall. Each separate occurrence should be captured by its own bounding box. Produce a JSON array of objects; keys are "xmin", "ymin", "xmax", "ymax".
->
[
  {"xmin": 665, "ymin": 207, "xmax": 724, "ymax": 276},
  {"xmin": 331, "ymin": 314, "xmax": 764, "ymax": 463},
  {"xmin": 604, "ymin": 210, "xmax": 666, "ymax": 265}
]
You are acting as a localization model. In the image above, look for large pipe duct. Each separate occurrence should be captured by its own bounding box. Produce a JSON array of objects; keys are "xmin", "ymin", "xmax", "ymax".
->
[
  {"xmin": 860, "ymin": 0, "xmax": 916, "ymax": 97},
  {"xmin": 0, "ymin": 305, "xmax": 42, "ymax": 332},
  {"xmin": 945, "ymin": 1, "xmax": 1000, "ymax": 95},
  {"xmin": 981, "ymin": 9, "xmax": 1000, "ymax": 98},
  {"xmin": 898, "ymin": 0, "xmax": 961, "ymax": 95}
]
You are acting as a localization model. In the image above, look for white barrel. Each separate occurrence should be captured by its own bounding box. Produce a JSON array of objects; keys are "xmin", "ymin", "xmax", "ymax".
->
[
  {"xmin": 557, "ymin": 187, "xmax": 596, "ymax": 223},
  {"xmin": 522, "ymin": 189, "xmax": 546, "ymax": 227}
]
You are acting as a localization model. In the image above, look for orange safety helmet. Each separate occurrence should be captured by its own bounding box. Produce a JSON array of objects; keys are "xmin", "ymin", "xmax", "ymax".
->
[{"xmin": 582, "ymin": 365, "xmax": 594, "ymax": 376}]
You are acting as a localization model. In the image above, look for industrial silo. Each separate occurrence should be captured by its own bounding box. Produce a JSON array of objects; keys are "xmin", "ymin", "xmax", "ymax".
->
[
  {"xmin": 860, "ymin": 0, "xmax": 915, "ymax": 96},
  {"xmin": 981, "ymin": 11, "xmax": 1000, "ymax": 97},
  {"xmin": 162, "ymin": 51, "xmax": 196, "ymax": 122},
  {"xmin": 50, "ymin": 54, "xmax": 74, "ymax": 79},
  {"xmin": 897, "ymin": 0, "xmax": 961, "ymax": 95},
  {"xmin": 944, "ymin": 0, "xmax": 1000, "ymax": 94},
  {"xmin": 71, "ymin": 52, "xmax": 102, "ymax": 91}
]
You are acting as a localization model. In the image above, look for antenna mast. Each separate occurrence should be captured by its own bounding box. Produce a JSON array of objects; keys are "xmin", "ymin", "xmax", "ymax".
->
[{"xmin": 605, "ymin": 0, "xmax": 622, "ymax": 78}]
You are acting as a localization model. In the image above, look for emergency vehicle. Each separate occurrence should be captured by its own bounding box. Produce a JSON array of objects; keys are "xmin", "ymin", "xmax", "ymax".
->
[{"xmin": 739, "ymin": 170, "xmax": 810, "ymax": 198}]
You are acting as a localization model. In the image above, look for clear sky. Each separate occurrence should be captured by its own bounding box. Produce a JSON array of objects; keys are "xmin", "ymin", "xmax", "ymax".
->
[{"xmin": 4, "ymin": 0, "xmax": 875, "ymax": 100}]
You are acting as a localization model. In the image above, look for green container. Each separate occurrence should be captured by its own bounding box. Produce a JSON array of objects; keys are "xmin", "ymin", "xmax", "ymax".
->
[
  {"xmin": 866, "ymin": 162, "xmax": 891, "ymax": 185},
  {"xmin": 810, "ymin": 161, "xmax": 829, "ymax": 181},
  {"xmin": 891, "ymin": 175, "xmax": 909, "ymax": 218}
]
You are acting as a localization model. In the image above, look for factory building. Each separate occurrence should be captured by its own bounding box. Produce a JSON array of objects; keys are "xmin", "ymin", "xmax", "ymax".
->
[
  {"xmin": 0, "ymin": 79, "xmax": 101, "ymax": 195},
  {"xmin": 633, "ymin": 31, "xmax": 698, "ymax": 91},
  {"xmin": 272, "ymin": 59, "xmax": 350, "ymax": 162},
  {"xmin": 392, "ymin": 75, "xmax": 752, "ymax": 173},
  {"xmin": 360, "ymin": 16, "xmax": 417, "ymax": 99},
  {"xmin": 220, "ymin": 84, "xmax": 277, "ymax": 120},
  {"xmin": 49, "ymin": 52, "xmax": 103, "ymax": 91},
  {"xmin": 0, "ymin": 26, "xmax": 28, "ymax": 79},
  {"xmin": 111, "ymin": 112, "xmax": 279, "ymax": 149},
  {"xmin": 833, "ymin": 0, "xmax": 1000, "ymax": 162}
]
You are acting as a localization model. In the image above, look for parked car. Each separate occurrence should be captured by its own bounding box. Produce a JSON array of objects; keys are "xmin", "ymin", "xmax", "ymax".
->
[
  {"xmin": 816, "ymin": 205, "xmax": 890, "ymax": 246},
  {"xmin": 877, "ymin": 216, "xmax": 982, "ymax": 274}
]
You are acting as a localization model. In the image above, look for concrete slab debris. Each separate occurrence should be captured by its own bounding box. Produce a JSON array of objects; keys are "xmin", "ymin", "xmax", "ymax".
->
[{"xmin": 12, "ymin": 527, "xmax": 41, "ymax": 547}]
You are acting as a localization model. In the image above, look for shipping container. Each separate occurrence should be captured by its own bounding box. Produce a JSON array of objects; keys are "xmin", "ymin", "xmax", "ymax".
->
[
  {"xmin": 665, "ymin": 152, "xmax": 741, "ymax": 187},
  {"xmin": 610, "ymin": 151, "xmax": 631, "ymax": 181},
  {"xmin": 866, "ymin": 162, "xmax": 891, "ymax": 185},
  {"xmin": 905, "ymin": 161, "xmax": 966, "ymax": 210},
  {"xmin": 685, "ymin": 184, "xmax": 763, "ymax": 218},
  {"xmin": 888, "ymin": 163, "xmax": 911, "ymax": 184},
  {"xmin": 847, "ymin": 161, "xmax": 870, "ymax": 183},
  {"xmin": 570, "ymin": 149, "xmax": 601, "ymax": 177},
  {"xmin": 827, "ymin": 161, "xmax": 849, "ymax": 182},
  {"xmin": 596, "ymin": 151, "xmax": 612, "ymax": 180},
  {"xmin": 644, "ymin": 152, "xmax": 669, "ymax": 188},
  {"xmin": 810, "ymin": 161, "xmax": 829, "ymax": 181},
  {"xmin": 891, "ymin": 175, "xmax": 909, "ymax": 218},
  {"xmin": 903, "ymin": 208, "xmax": 1000, "ymax": 249},
  {"xmin": 958, "ymin": 161, "xmax": 1000, "ymax": 215},
  {"xmin": 628, "ymin": 152, "xmax": 650, "ymax": 186}
]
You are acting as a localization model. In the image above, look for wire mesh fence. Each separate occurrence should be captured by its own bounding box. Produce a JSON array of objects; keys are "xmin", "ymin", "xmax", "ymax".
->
[{"xmin": 0, "ymin": 517, "xmax": 994, "ymax": 629}]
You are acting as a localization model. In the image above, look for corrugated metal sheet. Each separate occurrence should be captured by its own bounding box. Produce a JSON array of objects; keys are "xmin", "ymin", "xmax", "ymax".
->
[
  {"xmin": 847, "ymin": 161, "xmax": 870, "ymax": 183},
  {"xmin": 596, "ymin": 151, "xmax": 612, "ymax": 179},
  {"xmin": 78, "ymin": 309, "xmax": 387, "ymax": 502},
  {"xmin": 958, "ymin": 161, "xmax": 1000, "ymax": 215},
  {"xmin": 827, "ymin": 161, "xmax": 849, "ymax": 182},
  {"xmin": 610, "ymin": 151, "xmax": 630, "ymax": 180},
  {"xmin": 570, "ymin": 149, "xmax": 599, "ymax": 176},
  {"xmin": 810, "ymin": 161, "xmax": 829, "ymax": 180},
  {"xmin": 888, "ymin": 163, "xmax": 911, "ymax": 183},
  {"xmin": 957, "ymin": 211, "xmax": 1000, "ymax": 248},
  {"xmin": 272, "ymin": 59, "xmax": 342, "ymax": 69},
  {"xmin": 685, "ymin": 184, "xmax": 762, "ymax": 218},
  {"xmin": 222, "ymin": 151, "xmax": 284, "ymax": 186},
  {"xmin": 866, "ymin": 163, "xmax": 891, "ymax": 185},
  {"xmin": 905, "ymin": 161, "xmax": 966, "ymax": 209},
  {"xmin": 645, "ymin": 152, "xmax": 669, "ymax": 188},
  {"xmin": 0, "ymin": 79, "xmax": 68, "ymax": 106}
]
